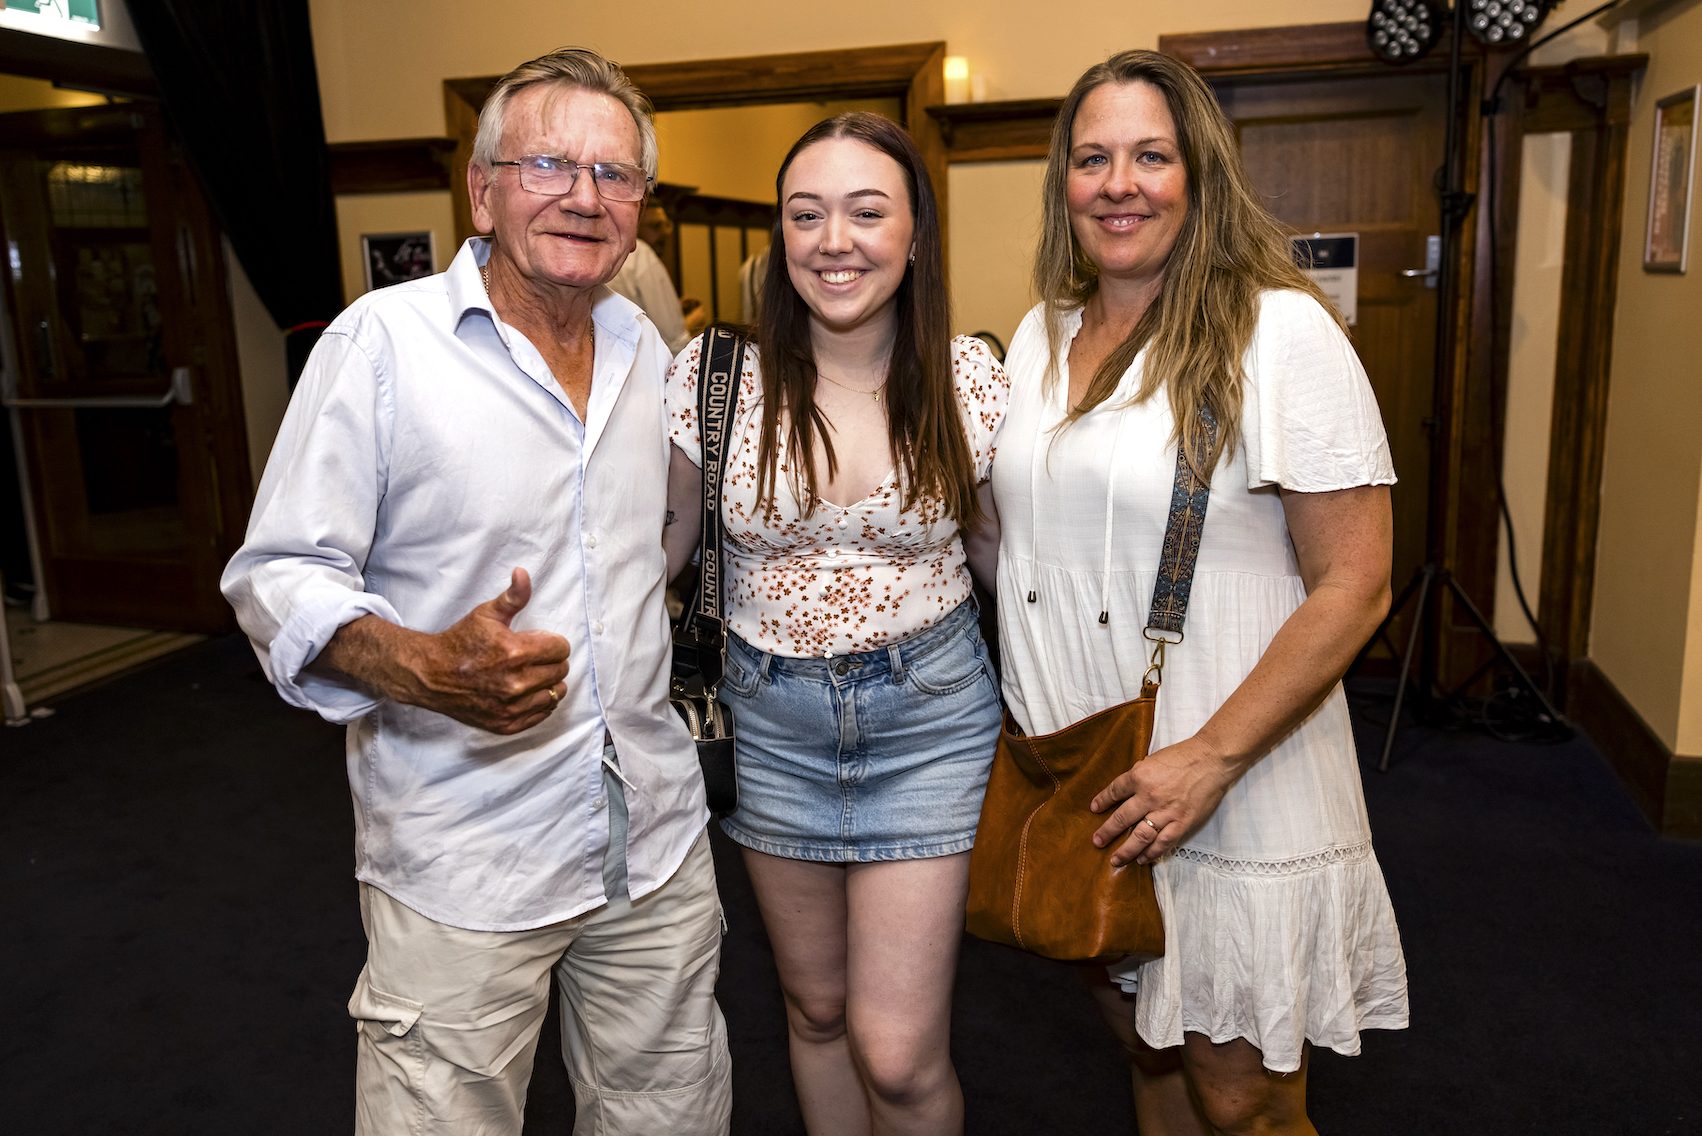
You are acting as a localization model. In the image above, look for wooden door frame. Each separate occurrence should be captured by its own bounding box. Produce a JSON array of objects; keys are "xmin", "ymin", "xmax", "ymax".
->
[
  {"xmin": 1493, "ymin": 55, "xmax": 1645, "ymax": 668},
  {"xmin": 440, "ymin": 42, "xmax": 948, "ymax": 252}
]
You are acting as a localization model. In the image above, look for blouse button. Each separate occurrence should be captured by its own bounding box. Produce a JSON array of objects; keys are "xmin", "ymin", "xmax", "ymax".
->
[{"xmin": 828, "ymin": 549, "xmax": 839, "ymax": 559}]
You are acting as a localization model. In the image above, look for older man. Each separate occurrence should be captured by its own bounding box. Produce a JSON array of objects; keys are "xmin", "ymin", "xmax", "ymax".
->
[{"xmin": 221, "ymin": 48, "xmax": 730, "ymax": 1135}]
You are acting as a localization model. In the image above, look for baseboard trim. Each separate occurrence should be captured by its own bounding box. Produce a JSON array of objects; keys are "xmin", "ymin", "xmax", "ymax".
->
[{"xmin": 1568, "ymin": 659, "xmax": 1702, "ymax": 839}]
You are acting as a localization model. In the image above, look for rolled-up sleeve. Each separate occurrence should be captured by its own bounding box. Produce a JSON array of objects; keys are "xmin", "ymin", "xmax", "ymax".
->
[{"xmin": 220, "ymin": 329, "xmax": 401, "ymax": 723}]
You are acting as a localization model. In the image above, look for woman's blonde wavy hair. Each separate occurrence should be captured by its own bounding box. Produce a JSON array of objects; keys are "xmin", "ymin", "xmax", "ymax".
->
[{"xmin": 1033, "ymin": 50, "xmax": 1338, "ymax": 476}]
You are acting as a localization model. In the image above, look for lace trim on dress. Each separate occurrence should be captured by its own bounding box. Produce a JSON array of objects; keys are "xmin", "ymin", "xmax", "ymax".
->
[{"xmin": 1171, "ymin": 841, "xmax": 1372, "ymax": 877}]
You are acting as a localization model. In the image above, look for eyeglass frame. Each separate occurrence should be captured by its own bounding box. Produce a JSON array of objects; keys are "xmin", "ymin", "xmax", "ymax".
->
[{"xmin": 488, "ymin": 154, "xmax": 654, "ymax": 202}]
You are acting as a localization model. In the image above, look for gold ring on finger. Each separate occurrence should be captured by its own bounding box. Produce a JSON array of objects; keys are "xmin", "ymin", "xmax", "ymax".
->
[{"xmin": 1143, "ymin": 817, "xmax": 1161, "ymax": 834}]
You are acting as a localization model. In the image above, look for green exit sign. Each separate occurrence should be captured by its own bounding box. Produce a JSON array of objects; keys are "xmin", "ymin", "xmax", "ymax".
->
[{"xmin": 3, "ymin": 1, "xmax": 102, "ymax": 29}]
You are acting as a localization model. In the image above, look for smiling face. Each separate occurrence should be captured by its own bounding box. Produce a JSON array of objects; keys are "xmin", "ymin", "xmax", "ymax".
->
[
  {"xmin": 1065, "ymin": 80, "xmax": 1189, "ymax": 292},
  {"xmin": 469, "ymin": 84, "xmax": 642, "ymax": 295},
  {"xmin": 779, "ymin": 136, "xmax": 916, "ymax": 341}
]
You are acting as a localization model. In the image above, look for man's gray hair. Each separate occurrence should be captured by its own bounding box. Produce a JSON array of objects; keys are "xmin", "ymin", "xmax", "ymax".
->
[{"xmin": 471, "ymin": 47, "xmax": 658, "ymax": 180}]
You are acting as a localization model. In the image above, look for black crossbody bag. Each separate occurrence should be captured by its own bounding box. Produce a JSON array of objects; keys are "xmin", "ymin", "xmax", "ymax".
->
[{"xmin": 670, "ymin": 325, "xmax": 747, "ymax": 815}]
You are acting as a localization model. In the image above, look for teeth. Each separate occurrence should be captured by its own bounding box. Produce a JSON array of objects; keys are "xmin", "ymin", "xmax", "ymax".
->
[{"xmin": 821, "ymin": 270, "xmax": 862, "ymax": 284}]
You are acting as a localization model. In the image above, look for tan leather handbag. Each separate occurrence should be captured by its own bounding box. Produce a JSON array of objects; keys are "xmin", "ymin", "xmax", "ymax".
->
[
  {"xmin": 966, "ymin": 411, "xmax": 1216, "ymax": 963},
  {"xmin": 966, "ymin": 684, "xmax": 1165, "ymax": 961}
]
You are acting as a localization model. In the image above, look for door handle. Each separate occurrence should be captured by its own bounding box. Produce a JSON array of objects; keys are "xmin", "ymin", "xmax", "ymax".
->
[
  {"xmin": 2, "ymin": 366, "xmax": 195, "ymax": 409},
  {"xmin": 1400, "ymin": 235, "xmax": 1441, "ymax": 289}
]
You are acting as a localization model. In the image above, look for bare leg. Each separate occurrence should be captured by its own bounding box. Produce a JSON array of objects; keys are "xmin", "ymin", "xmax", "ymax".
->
[
  {"xmin": 1181, "ymin": 1034, "xmax": 1315, "ymax": 1136},
  {"xmin": 741, "ymin": 848, "xmax": 869, "ymax": 1136},
  {"xmin": 844, "ymin": 855, "xmax": 970, "ymax": 1136},
  {"xmin": 1082, "ymin": 973, "xmax": 1209, "ymax": 1136}
]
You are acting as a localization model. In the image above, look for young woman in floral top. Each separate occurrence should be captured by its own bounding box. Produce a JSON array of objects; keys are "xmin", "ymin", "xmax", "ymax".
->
[{"xmin": 664, "ymin": 112, "xmax": 1006, "ymax": 1136}]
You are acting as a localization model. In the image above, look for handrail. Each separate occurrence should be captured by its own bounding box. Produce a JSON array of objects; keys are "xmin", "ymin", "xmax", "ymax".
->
[{"xmin": 2, "ymin": 366, "xmax": 194, "ymax": 410}]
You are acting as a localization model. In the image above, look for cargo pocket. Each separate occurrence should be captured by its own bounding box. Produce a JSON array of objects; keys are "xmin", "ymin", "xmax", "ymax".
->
[
  {"xmin": 348, "ymin": 969, "xmax": 423, "ymax": 1039},
  {"xmin": 349, "ymin": 967, "xmax": 427, "ymax": 1127}
]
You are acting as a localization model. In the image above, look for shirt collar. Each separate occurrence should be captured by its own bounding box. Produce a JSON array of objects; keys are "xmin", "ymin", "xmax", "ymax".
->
[{"xmin": 449, "ymin": 235, "xmax": 647, "ymax": 349}]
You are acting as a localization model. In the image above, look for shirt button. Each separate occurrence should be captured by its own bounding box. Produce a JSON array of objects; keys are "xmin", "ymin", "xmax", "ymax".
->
[
  {"xmin": 592, "ymin": 797, "xmax": 606, "ymax": 811},
  {"xmin": 593, "ymin": 620, "xmax": 605, "ymax": 634},
  {"xmin": 586, "ymin": 534, "xmax": 599, "ymax": 549},
  {"xmin": 828, "ymin": 549, "xmax": 839, "ymax": 559}
]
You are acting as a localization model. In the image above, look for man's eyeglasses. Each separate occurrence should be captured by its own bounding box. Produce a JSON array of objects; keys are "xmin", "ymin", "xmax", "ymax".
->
[{"xmin": 490, "ymin": 155, "xmax": 651, "ymax": 202}]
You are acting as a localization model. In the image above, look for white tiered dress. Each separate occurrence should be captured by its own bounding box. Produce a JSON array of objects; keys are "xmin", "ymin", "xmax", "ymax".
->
[{"xmin": 992, "ymin": 291, "xmax": 1410, "ymax": 1073}]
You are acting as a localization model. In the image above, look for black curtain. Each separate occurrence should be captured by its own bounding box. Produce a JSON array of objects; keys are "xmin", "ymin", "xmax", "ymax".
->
[{"xmin": 127, "ymin": 0, "xmax": 342, "ymax": 343}]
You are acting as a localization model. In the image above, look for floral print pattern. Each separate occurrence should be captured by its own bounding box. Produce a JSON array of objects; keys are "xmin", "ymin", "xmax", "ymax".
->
[{"xmin": 668, "ymin": 334, "xmax": 1008, "ymax": 658}]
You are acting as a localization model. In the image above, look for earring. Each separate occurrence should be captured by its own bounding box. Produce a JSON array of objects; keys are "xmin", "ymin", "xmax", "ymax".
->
[{"xmin": 908, "ymin": 250, "xmax": 916, "ymax": 264}]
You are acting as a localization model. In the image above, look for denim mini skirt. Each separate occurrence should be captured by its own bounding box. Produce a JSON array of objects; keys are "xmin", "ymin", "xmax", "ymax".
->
[{"xmin": 718, "ymin": 600, "xmax": 1001, "ymax": 863}]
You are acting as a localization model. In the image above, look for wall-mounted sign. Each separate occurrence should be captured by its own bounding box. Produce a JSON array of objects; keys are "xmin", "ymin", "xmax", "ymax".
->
[
  {"xmin": 1290, "ymin": 233, "xmax": 1358, "ymax": 327},
  {"xmin": 2, "ymin": 1, "xmax": 102, "ymax": 30}
]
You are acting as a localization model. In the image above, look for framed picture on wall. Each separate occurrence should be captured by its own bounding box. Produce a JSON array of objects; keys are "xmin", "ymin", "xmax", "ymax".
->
[
  {"xmin": 361, "ymin": 231, "xmax": 436, "ymax": 291},
  {"xmin": 1644, "ymin": 85, "xmax": 1698, "ymax": 274}
]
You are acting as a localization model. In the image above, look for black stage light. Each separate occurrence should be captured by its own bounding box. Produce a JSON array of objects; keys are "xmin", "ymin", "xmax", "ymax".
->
[
  {"xmin": 1462, "ymin": 0, "xmax": 1552, "ymax": 45},
  {"xmin": 1367, "ymin": 0, "xmax": 1444, "ymax": 64}
]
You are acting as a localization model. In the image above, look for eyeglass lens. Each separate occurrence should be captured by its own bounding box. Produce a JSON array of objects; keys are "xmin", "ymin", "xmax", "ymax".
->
[{"xmin": 515, "ymin": 157, "xmax": 647, "ymax": 201}]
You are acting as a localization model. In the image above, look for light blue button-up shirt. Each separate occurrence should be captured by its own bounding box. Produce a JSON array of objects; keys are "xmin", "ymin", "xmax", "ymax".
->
[{"xmin": 222, "ymin": 238, "xmax": 706, "ymax": 931}]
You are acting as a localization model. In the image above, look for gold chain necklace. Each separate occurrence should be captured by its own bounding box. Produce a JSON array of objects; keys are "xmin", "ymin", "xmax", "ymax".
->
[
  {"xmin": 816, "ymin": 369, "xmax": 887, "ymax": 405},
  {"xmin": 481, "ymin": 261, "xmax": 491, "ymax": 294}
]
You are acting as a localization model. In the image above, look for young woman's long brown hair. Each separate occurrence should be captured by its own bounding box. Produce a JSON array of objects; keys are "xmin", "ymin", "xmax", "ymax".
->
[
  {"xmin": 1033, "ymin": 50, "xmax": 1338, "ymax": 477},
  {"xmin": 754, "ymin": 112, "xmax": 980, "ymax": 528}
]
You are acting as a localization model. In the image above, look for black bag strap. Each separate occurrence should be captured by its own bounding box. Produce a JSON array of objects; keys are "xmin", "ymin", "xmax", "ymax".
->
[
  {"xmin": 1143, "ymin": 407, "xmax": 1217, "ymax": 676},
  {"xmin": 678, "ymin": 324, "xmax": 748, "ymax": 693}
]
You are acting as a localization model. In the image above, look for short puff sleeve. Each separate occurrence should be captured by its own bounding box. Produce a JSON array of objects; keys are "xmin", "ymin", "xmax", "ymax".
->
[
  {"xmin": 950, "ymin": 334, "xmax": 1010, "ymax": 483},
  {"xmin": 1240, "ymin": 290, "xmax": 1396, "ymax": 492}
]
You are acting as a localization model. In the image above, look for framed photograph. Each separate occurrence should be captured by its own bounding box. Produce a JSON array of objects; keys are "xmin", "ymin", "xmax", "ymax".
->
[
  {"xmin": 361, "ymin": 231, "xmax": 436, "ymax": 291},
  {"xmin": 1644, "ymin": 85, "xmax": 1698, "ymax": 274}
]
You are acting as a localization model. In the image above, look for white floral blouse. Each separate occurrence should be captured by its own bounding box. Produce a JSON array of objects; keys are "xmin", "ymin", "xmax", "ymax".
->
[{"xmin": 667, "ymin": 334, "xmax": 1008, "ymax": 659}]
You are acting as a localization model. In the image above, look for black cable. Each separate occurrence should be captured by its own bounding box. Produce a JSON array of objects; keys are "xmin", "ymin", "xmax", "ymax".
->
[{"xmin": 1485, "ymin": 0, "xmax": 1623, "ymax": 116}]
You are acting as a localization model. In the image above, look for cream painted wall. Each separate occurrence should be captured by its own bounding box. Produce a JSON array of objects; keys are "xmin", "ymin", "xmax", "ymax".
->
[
  {"xmin": 225, "ymin": 240, "xmax": 289, "ymax": 486},
  {"xmin": 306, "ymin": 0, "xmax": 1371, "ymax": 144},
  {"xmin": 948, "ymin": 161, "xmax": 1045, "ymax": 347},
  {"xmin": 1596, "ymin": 0, "xmax": 1702, "ymax": 753},
  {"xmin": 1494, "ymin": 132, "xmax": 1570, "ymax": 644}
]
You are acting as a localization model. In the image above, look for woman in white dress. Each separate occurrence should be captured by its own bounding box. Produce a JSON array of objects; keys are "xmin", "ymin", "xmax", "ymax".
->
[
  {"xmin": 989, "ymin": 51, "xmax": 1409, "ymax": 1134},
  {"xmin": 664, "ymin": 112, "xmax": 1006, "ymax": 1135}
]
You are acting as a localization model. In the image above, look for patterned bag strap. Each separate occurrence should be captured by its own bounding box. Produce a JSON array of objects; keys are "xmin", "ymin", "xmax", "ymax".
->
[
  {"xmin": 678, "ymin": 325, "xmax": 747, "ymax": 693},
  {"xmin": 1143, "ymin": 407, "xmax": 1218, "ymax": 684}
]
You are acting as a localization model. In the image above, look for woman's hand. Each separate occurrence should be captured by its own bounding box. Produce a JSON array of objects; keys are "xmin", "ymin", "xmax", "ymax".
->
[
  {"xmin": 1089, "ymin": 734, "xmax": 1241, "ymax": 866},
  {"xmin": 1085, "ymin": 483, "xmax": 1394, "ymax": 868}
]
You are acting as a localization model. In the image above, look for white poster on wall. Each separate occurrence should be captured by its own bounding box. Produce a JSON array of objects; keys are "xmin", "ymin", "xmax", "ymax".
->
[{"xmin": 1290, "ymin": 233, "xmax": 1359, "ymax": 327}]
